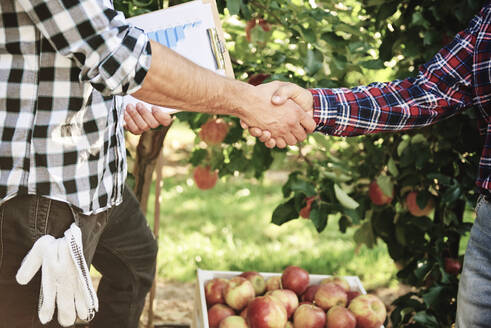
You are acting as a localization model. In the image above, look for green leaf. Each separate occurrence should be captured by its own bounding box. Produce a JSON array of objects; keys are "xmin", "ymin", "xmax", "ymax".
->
[
  {"xmin": 334, "ymin": 184, "xmax": 359, "ymax": 209},
  {"xmin": 397, "ymin": 138, "xmax": 410, "ymax": 157},
  {"xmin": 290, "ymin": 178, "xmax": 316, "ymax": 197},
  {"xmin": 252, "ymin": 142, "xmax": 273, "ymax": 178},
  {"xmin": 413, "ymin": 311, "xmax": 439, "ymax": 327},
  {"xmin": 416, "ymin": 191, "xmax": 430, "ymax": 210},
  {"xmin": 376, "ymin": 2, "xmax": 398, "ymax": 21},
  {"xmin": 365, "ymin": 0, "xmax": 392, "ymax": 6},
  {"xmin": 413, "ymin": 261, "xmax": 432, "ymax": 281},
  {"xmin": 442, "ymin": 185, "xmax": 461, "ymax": 203},
  {"xmin": 311, "ymin": 133, "xmax": 330, "ymax": 149},
  {"xmin": 343, "ymin": 207, "xmax": 363, "ymax": 225},
  {"xmin": 226, "ymin": 0, "xmax": 241, "ymax": 15},
  {"xmin": 376, "ymin": 175, "xmax": 393, "ymax": 198},
  {"xmin": 310, "ymin": 201, "xmax": 328, "ymax": 232},
  {"xmin": 321, "ymin": 170, "xmax": 351, "ymax": 183},
  {"xmin": 272, "ymin": 198, "xmax": 298, "ymax": 226},
  {"xmin": 443, "ymin": 208, "xmax": 458, "ymax": 226},
  {"xmin": 422, "ymin": 286, "xmax": 445, "ymax": 308},
  {"xmin": 354, "ymin": 220, "xmax": 376, "ymax": 248},
  {"xmin": 305, "ymin": 48, "xmax": 324, "ymax": 76},
  {"xmin": 411, "ymin": 133, "xmax": 427, "ymax": 144},
  {"xmin": 301, "ymin": 27, "xmax": 317, "ymax": 44},
  {"xmin": 360, "ymin": 59, "xmax": 385, "ymax": 70},
  {"xmin": 387, "ymin": 157, "xmax": 399, "ymax": 177},
  {"xmin": 371, "ymin": 208, "xmax": 395, "ymax": 240},
  {"xmin": 338, "ymin": 216, "xmax": 351, "ymax": 233},
  {"xmin": 411, "ymin": 12, "xmax": 430, "ymax": 29}
]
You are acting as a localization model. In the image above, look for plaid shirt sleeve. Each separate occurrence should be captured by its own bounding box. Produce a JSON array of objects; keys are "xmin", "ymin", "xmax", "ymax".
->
[
  {"xmin": 16, "ymin": 0, "xmax": 151, "ymax": 96},
  {"xmin": 310, "ymin": 11, "xmax": 484, "ymax": 137}
]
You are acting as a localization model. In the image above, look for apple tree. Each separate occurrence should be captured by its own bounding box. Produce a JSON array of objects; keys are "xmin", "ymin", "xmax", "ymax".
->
[{"xmin": 116, "ymin": 0, "xmax": 485, "ymax": 325}]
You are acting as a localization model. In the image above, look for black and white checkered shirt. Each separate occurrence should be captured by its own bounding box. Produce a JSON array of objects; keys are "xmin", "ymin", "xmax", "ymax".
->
[{"xmin": 0, "ymin": 0, "xmax": 151, "ymax": 214}]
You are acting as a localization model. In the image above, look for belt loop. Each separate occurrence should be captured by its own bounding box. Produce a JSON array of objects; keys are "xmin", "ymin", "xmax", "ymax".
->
[{"xmin": 69, "ymin": 206, "xmax": 80, "ymax": 227}]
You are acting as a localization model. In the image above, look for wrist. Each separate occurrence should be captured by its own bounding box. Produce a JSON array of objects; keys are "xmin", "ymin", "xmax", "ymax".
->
[{"xmin": 222, "ymin": 81, "xmax": 256, "ymax": 118}]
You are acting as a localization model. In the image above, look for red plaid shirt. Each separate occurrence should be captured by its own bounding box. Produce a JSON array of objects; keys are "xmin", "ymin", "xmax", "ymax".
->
[{"xmin": 311, "ymin": 4, "xmax": 491, "ymax": 190}]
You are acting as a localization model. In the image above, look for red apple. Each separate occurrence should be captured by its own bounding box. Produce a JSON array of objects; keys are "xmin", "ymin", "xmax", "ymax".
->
[
  {"xmin": 348, "ymin": 294, "xmax": 387, "ymax": 328},
  {"xmin": 245, "ymin": 19, "xmax": 256, "ymax": 42},
  {"xmin": 219, "ymin": 315, "xmax": 248, "ymax": 328},
  {"xmin": 347, "ymin": 291, "xmax": 361, "ymax": 305},
  {"xmin": 224, "ymin": 277, "xmax": 255, "ymax": 311},
  {"xmin": 369, "ymin": 181, "xmax": 393, "ymax": 205},
  {"xmin": 199, "ymin": 118, "xmax": 229, "ymax": 145},
  {"xmin": 292, "ymin": 303, "xmax": 326, "ymax": 328},
  {"xmin": 301, "ymin": 285, "xmax": 320, "ymax": 302},
  {"xmin": 299, "ymin": 197, "xmax": 315, "ymax": 219},
  {"xmin": 247, "ymin": 73, "xmax": 271, "ymax": 86},
  {"xmin": 268, "ymin": 289, "xmax": 299, "ymax": 319},
  {"xmin": 266, "ymin": 276, "xmax": 282, "ymax": 291},
  {"xmin": 205, "ymin": 278, "xmax": 228, "ymax": 306},
  {"xmin": 240, "ymin": 271, "xmax": 266, "ymax": 296},
  {"xmin": 281, "ymin": 266, "xmax": 310, "ymax": 296},
  {"xmin": 208, "ymin": 304, "xmax": 235, "ymax": 328},
  {"xmin": 193, "ymin": 166, "xmax": 218, "ymax": 190},
  {"xmin": 326, "ymin": 306, "xmax": 356, "ymax": 328},
  {"xmin": 247, "ymin": 295, "xmax": 288, "ymax": 328},
  {"xmin": 406, "ymin": 191, "xmax": 434, "ymax": 216},
  {"xmin": 320, "ymin": 276, "xmax": 350, "ymax": 292},
  {"xmin": 314, "ymin": 282, "xmax": 347, "ymax": 311},
  {"xmin": 444, "ymin": 257, "xmax": 462, "ymax": 275}
]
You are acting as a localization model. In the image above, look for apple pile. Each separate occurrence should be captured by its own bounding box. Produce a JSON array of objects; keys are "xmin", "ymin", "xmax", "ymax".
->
[{"xmin": 204, "ymin": 266, "xmax": 387, "ymax": 328}]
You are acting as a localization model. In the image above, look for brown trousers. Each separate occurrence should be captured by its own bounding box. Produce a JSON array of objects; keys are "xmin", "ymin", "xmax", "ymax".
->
[{"xmin": 0, "ymin": 187, "xmax": 157, "ymax": 328}]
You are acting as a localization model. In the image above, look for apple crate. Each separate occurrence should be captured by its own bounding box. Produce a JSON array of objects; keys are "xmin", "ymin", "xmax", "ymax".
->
[{"xmin": 192, "ymin": 268, "xmax": 385, "ymax": 328}]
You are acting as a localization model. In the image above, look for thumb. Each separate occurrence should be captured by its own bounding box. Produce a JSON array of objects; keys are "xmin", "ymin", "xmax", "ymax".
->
[
  {"xmin": 16, "ymin": 235, "xmax": 54, "ymax": 285},
  {"xmin": 271, "ymin": 83, "xmax": 313, "ymax": 113}
]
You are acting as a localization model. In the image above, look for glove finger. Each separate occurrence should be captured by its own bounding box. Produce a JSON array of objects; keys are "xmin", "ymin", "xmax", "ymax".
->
[
  {"xmin": 38, "ymin": 239, "xmax": 60, "ymax": 324},
  {"xmin": 74, "ymin": 280, "xmax": 90, "ymax": 321},
  {"xmin": 66, "ymin": 223, "xmax": 99, "ymax": 314},
  {"xmin": 16, "ymin": 235, "xmax": 54, "ymax": 285},
  {"xmin": 56, "ymin": 243, "xmax": 77, "ymax": 327}
]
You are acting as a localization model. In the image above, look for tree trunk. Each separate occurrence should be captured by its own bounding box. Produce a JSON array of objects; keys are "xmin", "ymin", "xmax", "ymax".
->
[{"xmin": 133, "ymin": 127, "xmax": 171, "ymax": 209}]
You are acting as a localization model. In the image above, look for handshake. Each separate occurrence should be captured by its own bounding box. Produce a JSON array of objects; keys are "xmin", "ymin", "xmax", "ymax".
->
[{"xmin": 124, "ymin": 81, "xmax": 315, "ymax": 148}]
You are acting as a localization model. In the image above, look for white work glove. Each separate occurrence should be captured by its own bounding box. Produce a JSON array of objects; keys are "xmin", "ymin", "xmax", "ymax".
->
[{"xmin": 16, "ymin": 223, "xmax": 98, "ymax": 327}]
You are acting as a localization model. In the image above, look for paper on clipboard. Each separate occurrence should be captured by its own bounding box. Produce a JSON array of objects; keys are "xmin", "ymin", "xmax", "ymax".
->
[{"xmin": 121, "ymin": 0, "xmax": 232, "ymax": 114}]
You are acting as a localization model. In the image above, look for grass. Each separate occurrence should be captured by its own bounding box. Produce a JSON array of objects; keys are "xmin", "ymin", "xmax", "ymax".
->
[
  {"xmin": 131, "ymin": 122, "xmax": 476, "ymax": 293},
  {"xmin": 145, "ymin": 174, "xmax": 397, "ymax": 290}
]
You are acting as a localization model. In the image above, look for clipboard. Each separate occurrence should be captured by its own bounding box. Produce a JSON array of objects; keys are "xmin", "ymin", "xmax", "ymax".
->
[{"xmin": 121, "ymin": 0, "xmax": 234, "ymax": 113}]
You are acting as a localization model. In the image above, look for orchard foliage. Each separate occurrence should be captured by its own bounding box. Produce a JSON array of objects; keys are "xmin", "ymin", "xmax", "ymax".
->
[{"xmin": 117, "ymin": 0, "xmax": 487, "ymax": 326}]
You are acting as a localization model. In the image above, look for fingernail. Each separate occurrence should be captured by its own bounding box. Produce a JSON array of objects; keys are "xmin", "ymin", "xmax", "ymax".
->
[{"xmin": 272, "ymin": 96, "xmax": 281, "ymax": 103}]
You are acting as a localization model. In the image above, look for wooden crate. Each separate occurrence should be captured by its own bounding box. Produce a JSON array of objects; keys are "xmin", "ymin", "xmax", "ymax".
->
[{"xmin": 193, "ymin": 268, "xmax": 384, "ymax": 328}]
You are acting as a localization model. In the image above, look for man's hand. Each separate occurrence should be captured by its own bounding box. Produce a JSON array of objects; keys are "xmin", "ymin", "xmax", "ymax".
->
[
  {"xmin": 236, "ymin": 81, "xmax": 315, "ymax": 148},
  {"xmin": 241, "ymin": 81, "xmax": 314, "ymax": 148},
  {"xmin": 124, "ymin": 103, "xmax": 173, "ymax": 135}
]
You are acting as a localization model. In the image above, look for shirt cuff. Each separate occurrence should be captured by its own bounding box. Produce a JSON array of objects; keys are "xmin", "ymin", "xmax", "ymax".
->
[
  {"xmin": 97, "ymin": 26, "xmax": 152, "ymax": 96},
  {"xmin": 309, "ymin": 88, "xmax": 338, "ymax": 133}
]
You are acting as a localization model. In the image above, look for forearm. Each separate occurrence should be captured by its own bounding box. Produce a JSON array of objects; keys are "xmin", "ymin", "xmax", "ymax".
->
[
  {"xmin": 312, "ymin": 11, "xmax": 481, "ymax": 137},
  {"xmin": 311, "ymin": 76, "xmax": 472, "ymax": 137},
  {"xmin": 132, "ymin": 41, "xmax": 252, "ymax": 117},
  {"xmin": 132, "ymin": 42, "xmax": 315, "ymax": 142}
]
